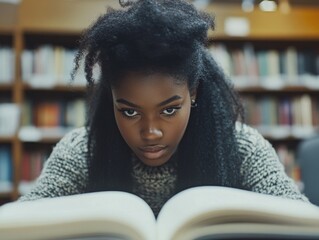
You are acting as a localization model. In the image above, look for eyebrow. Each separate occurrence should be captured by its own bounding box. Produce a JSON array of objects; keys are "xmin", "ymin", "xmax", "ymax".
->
[{"xmin": 116, "ymin": 95, "xmax": 182, "ymax": 108}]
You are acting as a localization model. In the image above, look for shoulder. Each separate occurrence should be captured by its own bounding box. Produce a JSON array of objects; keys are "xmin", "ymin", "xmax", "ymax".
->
[
  {"xmin": 234, "ymin": 122, "xmax": 275, "ymax": 155},
  {"xmin": 54, "ymin": 127, "xmax": 88, "ymax": 153},
  {"xmin": 235, "ymin": 122, "xmax": 267, "ymax": 144},
  {"xmin": 48, "ymin": 126, "xmax": 89, "ymax": 169},
  {"xmin": 17, "ymin": 127, "xmax": 90, "ymax": 201},
  {"xmin": 234, "ymin": 123, "xmax": 308, "ymax": 201},
  {"xmin": 234, "ymin": 122, "xmax": 279, "ymax": 172},
  {"xmin": 47, "ymin": 126, "xmax": 89, "ymax": 172}
]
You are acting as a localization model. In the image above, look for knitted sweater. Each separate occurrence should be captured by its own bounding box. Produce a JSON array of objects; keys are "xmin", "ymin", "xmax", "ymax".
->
[{"xmin": 19, "ymin": 123, "xmax": 308, "ymax": 215}]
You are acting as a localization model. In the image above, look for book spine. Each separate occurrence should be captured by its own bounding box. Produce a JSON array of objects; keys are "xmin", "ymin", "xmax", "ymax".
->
[
  {"xmin": 0, "ymin": 146, "xmax": 13, "ymax": 193},
  {"xmin": 19, "ymin": 149, "xmax": 49, "ymax": 195},
  {"xmin": 0, "ymin": 46, "xmax": 15, "ymax": 84}
]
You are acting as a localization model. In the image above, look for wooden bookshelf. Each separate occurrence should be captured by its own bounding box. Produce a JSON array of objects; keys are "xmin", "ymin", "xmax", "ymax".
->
[
  {"xmin": 0, "ymin": 26, "xmax": 14, "ymax": 35},
  {"xmin": 0, "ymin": 137, "xmax": 15, "ymax": 144},
  {"xmin": 0, "ymin": 1, "xmax": 17, "ymax": 33},
  {"xmin": 206, "ymin": 3, "xmax": 319, "ymax": 39},
  {"xmin": 21, "ymin": 138, "xmax": 63, "ymax": 144},
  {"xmin": 18, "ymin": 0, "xmax": 121, "ymax": 34},
  {"xmin": 0, "ymin": 192, "xmax": 12, "ymax": 197},
  {"xmin": 0, "ymin": 84, "xmax": 14, "ymax": 91},
  {"xmin": 1, "ymin": 0, "xmax": 319, "ymax": 202},
  {"xmin": 204, "ymin": 1, "xmax": 319, "ymax": 184}
]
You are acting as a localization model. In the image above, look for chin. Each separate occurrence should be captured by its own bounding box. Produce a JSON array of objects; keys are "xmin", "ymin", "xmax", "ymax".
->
[{"xmin": 139, "ymin": 157, "xmax": 170, "ymax": 167}]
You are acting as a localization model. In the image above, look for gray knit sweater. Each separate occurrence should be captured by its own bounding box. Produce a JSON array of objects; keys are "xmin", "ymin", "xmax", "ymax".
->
[{"xmin": 19, "ymin": 123, "xmax": 308, "ymax": 215}]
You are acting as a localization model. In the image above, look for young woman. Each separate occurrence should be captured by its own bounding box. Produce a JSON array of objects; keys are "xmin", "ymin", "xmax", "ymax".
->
[{"xmin": 19, "ymin": 0, "xmax": 307, "ymax": 216}]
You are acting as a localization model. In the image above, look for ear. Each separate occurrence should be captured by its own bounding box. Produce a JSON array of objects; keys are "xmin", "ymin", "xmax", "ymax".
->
[{"xmin": 190, "ymin": 88, "xmax": 197, "ymax": 101}]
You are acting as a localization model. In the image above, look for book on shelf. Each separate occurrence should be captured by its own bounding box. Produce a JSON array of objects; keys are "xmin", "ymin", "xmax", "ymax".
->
[
  {"xmin": 1, "ymin": 186, "xmax": 319, "ymax": 240},
  {"xmin": 276, "ymin": 145, "xmax": 301, "ymax": 184},
  {"xmin": 0, "ymin": 146, "xmax": 13, "ymax": 194},
  {"xmin": 0, "ymin": 46, "xmax": 14, "ymax": 84},
  {"xmin": 0, "ymin": 103, "xmax": 20, "ymax": 137},
  {"xmin": 19, "ymin": 149, "xmax": 49, "ymax": 195},
  {"xmin": 34, "ymin": 101, "xmax": 64, "ymax": 127},
  {"xmin": 20, "ymin": 150, "xmax": 47, "ymax": 183},
  {"xmin": 65, "ymin": 99, "xmax": 86, "ymax": 128}
]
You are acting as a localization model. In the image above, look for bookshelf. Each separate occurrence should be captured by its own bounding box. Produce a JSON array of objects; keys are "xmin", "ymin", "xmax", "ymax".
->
[
  {"xmin": 6, "ymin": 0, "xmax": 122, "ymax": 202},
  {"xmin": 1, "ymin": 0, "xmax": 319, "ymax": 203},
  {"xmin": 0, "ymin": 2, "xmax": 17, "ymax": 202},
  {"xmin": 209, "ymin": 40, "xmax": 319, "ymax": 137},
  {"xmin": 206, "ymin": 2, "xmax": 319, "ymax": 184}
]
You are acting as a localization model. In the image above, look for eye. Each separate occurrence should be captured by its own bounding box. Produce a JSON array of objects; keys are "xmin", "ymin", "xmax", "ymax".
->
[
  {"xmin": 120, "ymin": 109, "xmax": 139, "ymax": 118},
  {"xmin": 162, "ymin": 107, "xmax": 181, "ymax": 116}
]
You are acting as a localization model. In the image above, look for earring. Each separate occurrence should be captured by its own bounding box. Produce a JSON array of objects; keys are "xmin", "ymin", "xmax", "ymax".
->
[{"xmin": 191, "ymin": 99, "xmax": 197, "ymax": 108}]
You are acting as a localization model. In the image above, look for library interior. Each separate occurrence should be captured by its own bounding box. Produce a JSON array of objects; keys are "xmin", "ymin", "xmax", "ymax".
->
[{"xmin": 0, "ymin": 0, "xmax": 319, "ymax": 207}]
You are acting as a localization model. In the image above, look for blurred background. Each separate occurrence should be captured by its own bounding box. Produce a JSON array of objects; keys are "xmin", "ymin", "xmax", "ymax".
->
[{"xmin": 0, "ymin": 0, "xmax": 319, "ymax": 206}]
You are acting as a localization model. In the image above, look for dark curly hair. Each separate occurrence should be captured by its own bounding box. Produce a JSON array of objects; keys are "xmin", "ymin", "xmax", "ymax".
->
[{"xmin": 72, "ymin": 0, "xmax": 245, "ymax": 194}]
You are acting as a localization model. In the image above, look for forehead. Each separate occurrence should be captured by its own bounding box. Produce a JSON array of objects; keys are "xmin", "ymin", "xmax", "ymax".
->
[{"xmin": 112, "ymin": 72, "xmax": 189, "ymax": 99}]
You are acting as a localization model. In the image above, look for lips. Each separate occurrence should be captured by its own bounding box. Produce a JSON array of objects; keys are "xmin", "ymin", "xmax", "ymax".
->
[
  {"xmin": 140, "ymin": 145, "xmax": 166, "ymax": 152},
  {"xmin": 139, "ymin": 145, "xmax": 167, "ymax": 160}
]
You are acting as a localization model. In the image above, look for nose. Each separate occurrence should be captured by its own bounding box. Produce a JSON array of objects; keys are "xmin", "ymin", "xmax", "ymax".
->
[{"xmin": 140, "ymin": 119, "xmax": 163, "ymax": 142}]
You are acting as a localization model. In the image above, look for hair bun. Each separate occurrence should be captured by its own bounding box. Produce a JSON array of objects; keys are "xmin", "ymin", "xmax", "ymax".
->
[{"xmin": 112, "ymin": 0, "xmax": 214, "ymax": 60}]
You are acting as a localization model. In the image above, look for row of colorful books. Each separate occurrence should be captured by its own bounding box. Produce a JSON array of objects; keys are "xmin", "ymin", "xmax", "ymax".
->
[
  {"xmin": 210, "ymin": 43, "xmax": 319, "ymax": 89},
  {"xmin": 15, "ymin": 99, "xmax": 86, "ymax": 141},
  {"xmin": 0, "ymin": 99, "xmax": 85, "ymax": 138},
  {"xmin": 21, "ymin": 99, "xmax": 86, "ymax": 128},
  {"xmin": 21, "ymin": 45, "xmax": 87, "ymax": 87},
  {"xmin": 1, "ymin": 96, "xmax": 318, "ymax": 140},
  {"xmin": 243, "ymin": 95, "xmax": 319, "ymax": 138},
  {"xmin": 0, "ymin": 46, "xmax": 14, "ymax": 84},
  {"xmin": 17, "ymin": 43, "xmax": 319, "ymax": 89},
  {"xmin": 2, "ymin": 43, "xmax": 318, "ymax": 89}
]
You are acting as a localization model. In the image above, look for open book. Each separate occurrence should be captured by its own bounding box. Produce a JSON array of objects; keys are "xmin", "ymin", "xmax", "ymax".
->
[{"xmin": 1, "ymin": 186, "xmax": 319, "ymax": 240}]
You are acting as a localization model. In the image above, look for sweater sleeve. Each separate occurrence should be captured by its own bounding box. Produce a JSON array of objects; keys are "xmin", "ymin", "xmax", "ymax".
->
[
  {"xmin": 236, "ymin": 123, "xmax": 308, "ymax": 202},
  {"xmin": 18, "ymin": 127, "xmax": 89, "ymax": 201}
]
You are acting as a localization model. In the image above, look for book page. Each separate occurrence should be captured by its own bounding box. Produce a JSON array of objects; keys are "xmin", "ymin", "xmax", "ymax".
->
[
  {"xmin": 156, "ymin": 186, "xmax": 319, "ymax": 240},
  {"xmin": 186, "ymin": 223, "xmax": 319, "ymax": 240},
  {"xmin": 0, "ymin": 191, "xmax": 156, "ymax": 240}
]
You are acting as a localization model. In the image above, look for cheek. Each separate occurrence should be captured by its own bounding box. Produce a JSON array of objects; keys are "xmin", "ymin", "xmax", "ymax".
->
[{"xmin": 169, "ymin": 107, "xmax": 191, "ymax": 142}]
